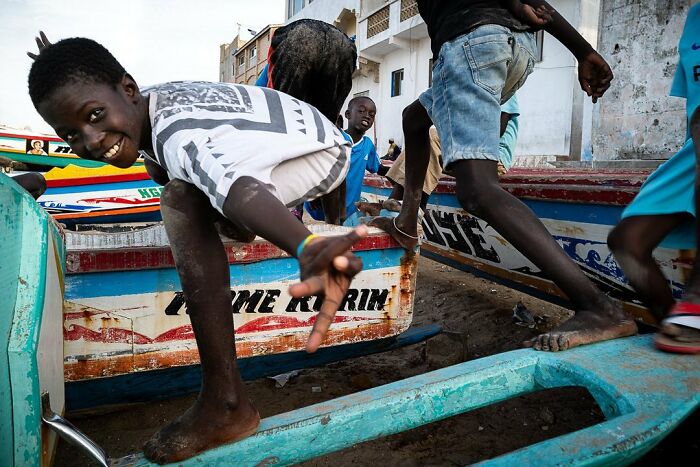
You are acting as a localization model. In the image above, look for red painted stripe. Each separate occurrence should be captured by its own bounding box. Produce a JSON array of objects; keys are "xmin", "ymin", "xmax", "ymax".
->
[
  {"xmin": 364, "ymin": 167, "xmax": 651, "ymax": 205},
  {"xmin": 63, "ymin": 315, "xmax": 375, "ymax": 344},
  {"xmin": 46, "ymin": 172, "xmax": 152, "ymax": 188},
  {"xmin": 1, "ymin": 131, "xmax": 64, "ymax": 142},
  {"xmin": 53, "ymin": 205, "xmax": 160, "ymax": 220},
  {"xmin": 66, "ymin": 233, "xmax": 400, "ymax": 274}
]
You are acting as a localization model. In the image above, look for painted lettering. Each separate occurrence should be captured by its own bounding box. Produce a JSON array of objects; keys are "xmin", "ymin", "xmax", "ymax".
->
[
  {"xmin": 367, "ymin": 289, "xmax": 389, "ymax": 310},
  {"xmin": 423, "ymin": 207, "xmax": 501, "ymax": 264},
  {"xmin": 232, "ymin": 289, "xmax": 265, "ymax": 313},
  {"xmin": 694, "ymin": 65, "xmax": 700, "ymax": 82}
]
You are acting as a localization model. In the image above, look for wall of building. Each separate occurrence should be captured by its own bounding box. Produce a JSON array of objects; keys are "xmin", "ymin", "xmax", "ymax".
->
[
  {"xmin": 286, "ymin": 0, "xmax": 613, "ymax": 162},
  {"xmin": 592, "ymin": 0, "xmax": 689, "ymax": 160},
  {"xmin": 232, "ymin": 27, "xmax": 279, "ymax": 85}
]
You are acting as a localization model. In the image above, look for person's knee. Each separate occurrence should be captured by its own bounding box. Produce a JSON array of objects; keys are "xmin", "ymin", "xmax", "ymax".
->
[
  {"xmin": 455, "ymin": 178, "xmax": 492, "ymax": 217},
  {"xmin": 607, "ymin": 223, "xmax": 648, "ymax": 260},
  {"xmin": 161, "ymin": 180, "xmax": 206, "ymax": 213}
]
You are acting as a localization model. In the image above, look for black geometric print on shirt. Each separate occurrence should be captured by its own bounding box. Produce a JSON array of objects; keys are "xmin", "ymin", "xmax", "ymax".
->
[
  {"xmin": 155, "ymin": 87, "xmax": 294, "ymax": 162},
  {"xmin": 151, "ymin": 82, "xmax": 254, "ymax": 123}
]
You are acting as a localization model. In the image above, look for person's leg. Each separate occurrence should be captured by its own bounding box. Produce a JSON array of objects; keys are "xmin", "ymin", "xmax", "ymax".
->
[
  {"xmin": 451, "ymin": 159, "xmax": 636, "ymax": 351},
  {"xmin": 143, "ymin": 180, "xmax": 259, "ymax": 464},
  {"xmin": 370, "ymin": 99, "xmax": 432, "ymax": 248},
  {"xmin": 656, "ymin": 107, "xmax": 700, "ymax": 346},
  {"xmin": 608, "ymin": 214, "xmax": 688, "ymax": 320}
]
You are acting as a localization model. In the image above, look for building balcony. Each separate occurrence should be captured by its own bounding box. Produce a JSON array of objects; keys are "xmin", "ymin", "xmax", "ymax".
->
[{"xmin": 357, "ymin": 0, "xmax": 428, "ymax": 59}]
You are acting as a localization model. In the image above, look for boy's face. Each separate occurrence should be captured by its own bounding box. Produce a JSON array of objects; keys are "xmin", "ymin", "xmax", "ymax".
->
[
  {"xmin": 345, "ymin": 98, "xmax": 376, "ymax": 134},
  {"xmin": 37, "ymin": 76, "xmax": 145, "ymax": 169}
]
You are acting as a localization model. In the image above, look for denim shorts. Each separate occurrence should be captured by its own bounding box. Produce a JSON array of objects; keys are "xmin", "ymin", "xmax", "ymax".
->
[{"xmin": 419, "ymin": 25, "xmax": 537, "ymax": 170}]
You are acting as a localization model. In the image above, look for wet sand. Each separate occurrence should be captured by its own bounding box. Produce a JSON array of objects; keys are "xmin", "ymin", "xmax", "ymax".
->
[{"xmin": 54, "ymin": 256, "xmax": 699, "ymax": 466}]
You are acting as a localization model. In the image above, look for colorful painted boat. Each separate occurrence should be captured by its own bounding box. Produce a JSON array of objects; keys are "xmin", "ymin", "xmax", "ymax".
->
[
  {"xmin": 0, "ymin": 127, "xmax": 144, "ymax": 169},
  {"xmin": 1, "ymin": 172, "xmax": 66, "ymax": 467},
  {"xmin": 6, "ymin": 171, "xmax": 700, "ymax": 466},
  {"xmin": 38, "ymin": 165, "xmax": 161, "ymax": 226},
  {"xmin": 363, "ymin": 168, "xmax": 691, "ymax": 324}
]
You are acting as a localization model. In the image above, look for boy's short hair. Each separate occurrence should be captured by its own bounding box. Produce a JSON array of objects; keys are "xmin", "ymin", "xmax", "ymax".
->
[
  {"xmin": 28, "ymin": 37, "xmax": 126, "ymax": 109},
  {"xmin": 347, "ymin": 95, "xmax": 375, "ymax": 110}
]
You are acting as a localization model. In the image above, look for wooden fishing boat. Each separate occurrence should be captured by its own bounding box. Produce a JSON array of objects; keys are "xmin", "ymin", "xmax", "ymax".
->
[
  {"xmin": 362, "ymin": 167, "xmax": 691, "ymax": 324},
  {"xmin": 6, "ymin": 172, "xmax": 700, "ymax": 467},
  {"xmin": 0, "ymin": 127, "xmax": 143, "ymax": 169},
  {"xmin": 1, "ymin": 172, "xmax": 66, "ymax": 467},
  {"xmin": 38, "ymin": 165, "xmax": 161, "ymax": 226},
  {"xmin": 62, "ymin": 221, "xmax": 421, "ymax": 409}
]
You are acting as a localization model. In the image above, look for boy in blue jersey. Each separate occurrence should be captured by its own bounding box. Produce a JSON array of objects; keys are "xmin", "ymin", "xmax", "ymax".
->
[
  {"xmin": 306, "ymin": 96, "xmax": 388, "ymax": 222},
  {"xmin": 608, "ymin": 3, "xmax": 700, "ymax": 353}
]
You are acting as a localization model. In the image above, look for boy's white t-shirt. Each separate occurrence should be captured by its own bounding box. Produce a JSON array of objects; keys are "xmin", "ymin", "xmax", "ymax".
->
[{"xmin": 140, "ymin": 81, "xmax": 350, "ymax": 212}]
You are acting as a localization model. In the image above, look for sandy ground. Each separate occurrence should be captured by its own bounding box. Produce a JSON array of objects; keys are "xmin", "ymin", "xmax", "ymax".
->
[{"xmin": 54, "ymin": 256, "xmax": 699, "ymax": 466}]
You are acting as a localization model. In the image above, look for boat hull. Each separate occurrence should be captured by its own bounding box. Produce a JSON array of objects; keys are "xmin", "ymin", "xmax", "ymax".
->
[
  {"xmin": 63, "ymin": 224, "xmax": 416, "ymax": 382},
  {"xmin": 363, "ymin": 169, "xmax": 694, "ymax": 323},
  {"xmin": 1, "ymin": 173, "xmax": 66, "ymax": 467}
]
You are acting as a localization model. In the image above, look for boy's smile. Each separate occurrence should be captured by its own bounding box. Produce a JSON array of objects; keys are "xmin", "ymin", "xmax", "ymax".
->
[{"xmin": 37, "ymin": 75, "xmax": 150, "ymax": 168}]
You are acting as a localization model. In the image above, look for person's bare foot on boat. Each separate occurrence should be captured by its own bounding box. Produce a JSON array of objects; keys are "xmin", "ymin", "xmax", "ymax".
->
[
  {"xmin": 143, "ymin": 397, "xmax": 260, "ymax": 464},
  {"xmin": 355, "ymin": 201, "xmax": 383, "ymax": 217},
  {"xmin": 368, "ymin": 216, "xmax": 419, "ymax": 251},
  {"xmin": 524, "ymin": 298, "xmax": 637, "ymax": 351}
]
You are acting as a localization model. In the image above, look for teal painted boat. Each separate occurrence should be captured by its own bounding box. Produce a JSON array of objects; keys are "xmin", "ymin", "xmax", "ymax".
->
[
  {"xmin": 1, "ymin": 172, "xmax": 66, "ymax": 466},
  {"xmin": 5, "ymin": 171, "xmax": 700, "ymax": 466}
]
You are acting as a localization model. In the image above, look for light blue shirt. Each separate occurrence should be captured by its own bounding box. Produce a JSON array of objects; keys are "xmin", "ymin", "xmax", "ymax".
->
[{"xmin": 305, "ymin": 132, "xmax": 380, "ymax": 220}]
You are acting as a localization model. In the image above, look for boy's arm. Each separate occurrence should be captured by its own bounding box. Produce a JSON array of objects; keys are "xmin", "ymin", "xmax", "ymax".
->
[
  {"xmin": 515, "ymin": 0, "xmax": 613, "ymax": 103},
  {"xmin": 223, "ymin": 176, "xmax": 367, "ymax": 353}
]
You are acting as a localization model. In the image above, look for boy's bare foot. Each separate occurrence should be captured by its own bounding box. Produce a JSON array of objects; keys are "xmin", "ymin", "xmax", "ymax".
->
[
  {"xmin": 368, "ymin": 216, "xmax": 419, "ymax": 251},
  {"xmin": 524, "ymin": 300, "xmax": 637, "ymax": 352},
  {"xmin": 381, "ymin": 198, "xmax": 402, "ymax": 212},
  {"xmin": 355, "ymin": 201, "xmax": 383, "ymax": 217},
  {"xmin": 143, "ymin": 397, "xmax": 260, "ymax": 464}
]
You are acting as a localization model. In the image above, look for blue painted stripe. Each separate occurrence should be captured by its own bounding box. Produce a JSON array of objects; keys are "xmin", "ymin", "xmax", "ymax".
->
[
  {"xmin": 362, "ymin": 185, "xmax": 625, "ymax": 226},
  {"xmin": 66, "ymin": 248, "xmax": 405, "ymax": 299},
  {"xmin": 45, "ymin": 179, "xmax": 159, "ymax": 195}
]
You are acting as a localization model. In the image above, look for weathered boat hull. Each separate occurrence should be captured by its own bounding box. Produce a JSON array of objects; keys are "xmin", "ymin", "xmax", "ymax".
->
[
  {"xmin": 1, "ymin": 173, "xmax": 66, "ymax": 467},
  {"xmin": 363, "ymin": 168, "xmax": 693, "ymax": 324},
  {"xmin": 63, "ymin": 224, "xmax": 417, "ymax": 384}
]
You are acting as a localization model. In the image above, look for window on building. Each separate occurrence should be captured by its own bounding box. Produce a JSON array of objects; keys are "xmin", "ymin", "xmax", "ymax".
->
[
  {"xmin": 428, "ymin": 59, "xmax": 433, "ymax": 87},
  {"xmin": 238, "ymin": 55, "xmax": 245, "ymax": 72},
  {"xmin": 535, "ymin": 30, "xmax": 544, "ymax": 62},
  {"xmin": 288, "ymin": 0, "xmax": 304, "ymax": 17},
  {"xmin": 250, "ymin": 46, "xmax": 257, "ymax": 66},
  {"xmin": 391, "ymin": 69, "xmax": 404, "ymax": 97}
]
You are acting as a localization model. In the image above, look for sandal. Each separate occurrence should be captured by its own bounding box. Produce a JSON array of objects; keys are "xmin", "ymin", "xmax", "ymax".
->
[{"xmin": 654, "ymin": 301, "xmax": 700, "ymax": 354}]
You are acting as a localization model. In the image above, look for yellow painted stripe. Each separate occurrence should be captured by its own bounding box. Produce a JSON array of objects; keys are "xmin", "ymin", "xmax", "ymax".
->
[{"xmin": 44, "ymin": 163, "xmax": 148, "ymax": 181}]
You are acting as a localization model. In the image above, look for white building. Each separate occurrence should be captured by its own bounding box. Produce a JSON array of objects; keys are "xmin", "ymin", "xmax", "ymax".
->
[{"xmin": 287, "ymin": 0, "xmax": 603, "ymax": 164}]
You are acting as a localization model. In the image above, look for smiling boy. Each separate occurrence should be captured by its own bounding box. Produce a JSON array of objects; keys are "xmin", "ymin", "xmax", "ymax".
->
[{"xmin": 28, "ymin": 37, "xmax": 368, "ymax": 463}]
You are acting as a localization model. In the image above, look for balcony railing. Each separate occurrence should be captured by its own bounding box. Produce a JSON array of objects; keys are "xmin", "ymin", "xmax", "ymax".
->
[
  {"xmin": 400, "ymin": 0, "xmax": 418, "ymax": 22},
  {"xmin": 367, "ymin": 5, "xmax": 390, "ymax": 38}
]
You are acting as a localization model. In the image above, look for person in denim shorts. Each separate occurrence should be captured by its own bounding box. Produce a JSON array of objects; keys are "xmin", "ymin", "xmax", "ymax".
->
[{"xmin": 371, "ymin": 0, "xmax": 637, "ymax": 352}]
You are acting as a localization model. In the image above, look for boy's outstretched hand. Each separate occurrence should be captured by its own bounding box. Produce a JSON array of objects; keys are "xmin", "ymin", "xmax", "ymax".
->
[
  {"xmin": 27, "ymin": 31, "xmax": 51, "ymax": 60},
  {"xmin": 578, "ymin": 50, "xmax": 613, "ymax": 103},
  {"xmin": 289, "ymin": 226, "xmax": 368, "ymax": 353},
  {"xmin": 507, "ymin": 1, "xmax": 554, "ymax": 30}
]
